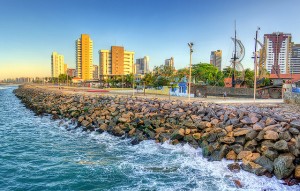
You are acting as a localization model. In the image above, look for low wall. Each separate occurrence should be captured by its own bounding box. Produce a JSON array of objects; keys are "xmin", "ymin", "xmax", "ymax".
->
[
  {"xmin": 284, "ymin": 91, "xmax": 300, "ymax": 104},
  {"xmin": 145, "ymin": 86, "xmax": 170, "ymax": 95}
]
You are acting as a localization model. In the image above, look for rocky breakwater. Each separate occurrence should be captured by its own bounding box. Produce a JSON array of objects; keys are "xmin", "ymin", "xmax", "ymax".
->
[{"xmin": 14, "ymin": 85, "xmax": 300, "ymax": 185}]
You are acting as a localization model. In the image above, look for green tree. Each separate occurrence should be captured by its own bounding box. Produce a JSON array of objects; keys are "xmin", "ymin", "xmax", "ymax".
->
[
  {"xmin": 58, "ymin": 74, "xmax": 73, "ymax": 83},
  {"xmin": 142, "ymin": 73, "xmax": 155, "ymax": 86},
  {"xmin": 244, "ymin": 68, "xmax": 254, "ymax": 88}
]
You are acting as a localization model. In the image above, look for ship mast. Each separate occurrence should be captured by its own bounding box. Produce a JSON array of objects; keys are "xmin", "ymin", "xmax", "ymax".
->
[{"xmin": 232, "ymin": 21, "xmax": 237, "ymax": 87}]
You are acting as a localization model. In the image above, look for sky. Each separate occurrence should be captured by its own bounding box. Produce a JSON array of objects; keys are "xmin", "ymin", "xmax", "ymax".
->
[{"xmin": 0, "ymin": 0, "xmax": 300, "ymax": 80}]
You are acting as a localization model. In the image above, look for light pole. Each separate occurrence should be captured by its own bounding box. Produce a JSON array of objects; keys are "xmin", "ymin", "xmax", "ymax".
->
[
  {"xmin": 188, "ymin": 42, "xmax": 194, "ymax": 101},
  {"xmin": 253, "ymin": 27, "xmax": 260, "ymax": 102}
]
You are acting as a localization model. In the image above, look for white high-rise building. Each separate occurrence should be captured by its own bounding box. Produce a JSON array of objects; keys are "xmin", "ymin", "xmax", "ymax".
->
[
  {"xmin": 51, "ymin": 52, "xmax": 64, "ymax": 78},
  {"xmin": 291, "ymin": 44, "xmax": 300, "ymax": 74},
  {"xmin": 264, "ymin": 32, "xmax": 292, "ymax": 74},
  {"xmin": 136, "ymin": 56, "xmax": 149, "ymax": 74},
  {"xmin": 76, "ymin": 34, "xmax": 93, "ymax": 80}
]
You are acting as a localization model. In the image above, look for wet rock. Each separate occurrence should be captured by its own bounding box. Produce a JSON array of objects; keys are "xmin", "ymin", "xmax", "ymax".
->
[
  {"xmin": 244, "ymin": 140, "xmax": 257, "ymax": 152},
  {"xmin": 144, "ymin": 128, "xmax": 156, "ymax": 139},
  {"xmin": 237, "ymin": 151, "xmax": 252, "ymax": 160},
  {"xmin": 192, "ymin": 133, "xmax": 201, "ymax": 140},
  {"xmin": 230, "ymin": 144, "xmax": 243, "ymax": 154},
  {"xmin": 274, "ymin": 153, "xmax": 295, "ymax": 179},
  {"xmin": 209, "ymin": 144, "xmax": 229, "ymax": 161},
  {"xmin": 227, "ymin": 163, "xmax": 241, "ymax": 172},
  {"xmin": 295, "ymin": 165, "xmax": 300, "ymax": 179},
  {"xmin": 226, "ymin": 150, "xmax": 237, "ymax": 160},
  {"xmin": 254, "ymin": 156, "xmax": 274, "ymax": 173},
  {"xmin": 170, "ymin": 128, "xmax": 185, "ymax": 140},
  {"xmin": 263, "ymin": 149, "xmax": 279, "ymax": 161},
  {"xmin": 241, "ymin": 161, "xmax": 267, "ymax": 176}
]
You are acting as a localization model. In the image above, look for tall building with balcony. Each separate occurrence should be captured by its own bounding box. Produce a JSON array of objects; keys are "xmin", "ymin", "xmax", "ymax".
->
[
  {"xmin": 210, "ymin": 50, "xmax": 222, "ymax": 71},
  {"xmin": 136, "ymin": 56, "xmax": 149, "ymax": 75},
  {"xmin": 165, "ymin": 57, "xmax": 174, "ymax": 69},
  {"xmin": 264, "ymin": 32, "xmax": 292, "ymax": 74},
  {"xmin": 291, "ymin": 43, "xmax": 300, "ymax": 74},
  {"xmin": 76, "ymin": 34, "xmax": 93, "ymax": 80},
  {"xmin": 51, "ymin": 52, "xmax": 64, "ymax": 78},
  {"xmin": 99, "ymin": 46, "xmax": 135, "ymax": 78}
]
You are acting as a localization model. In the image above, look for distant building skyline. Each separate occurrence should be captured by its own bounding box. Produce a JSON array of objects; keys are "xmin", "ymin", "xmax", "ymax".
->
[
  {"xmin": 51, "ymin": 52, "xmax": 65, "ymax": 78},
  {"xmin": 67, "ymin": 68, "xmax": 76, "ymax": 77},
  {"xmin": 165, "ymin": 57, "xmax": 174, "ymax": 69},
  {"xmin": 76, "ymin": 34, "xmax": 93, "ymax": 80},
  {"xmin": 136, "ymin": 56, "xmax": 149, "ymax": 75},
  {"xmin": 210, "ymin": 50, "xmax": 222, "ymax": 71}
]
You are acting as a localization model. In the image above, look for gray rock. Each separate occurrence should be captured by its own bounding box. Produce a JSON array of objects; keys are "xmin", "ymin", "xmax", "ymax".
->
[
  {"xmin": 279, "ymin": 131, "xmax": 292, "ymax": 142},
  {"xmin": 244, "ymin": 140, "xmax": 258, "ymax": 152},
  {"xmin": 274, "ymin": 154, "xmax": 295, "ymax": 179},
  {"xmin": 246, "ymin": 130, "xmax": 258, "ymax": 141},
  {"xmin": 263, "ymin": 149, "xmax": 279, "ymax": 161},
  {"xmin": 289, "ymin": 127, "xmax": 300, "ymax": 135},
  {"xmin": 273, "ymin": 140, "xmax": 289, "ymax": 152},
  {"xmin": 254, "ymin": 156, "xmax": 274, "ymax": 173},
  {"xmin": 230, "ymin": 144, "xmax": 244, "ymax": 154},
  {"xmin": 209, "ymin": 144, "xmax": 230, "ymax": 161},
  {"xmin": 291, "ymin": 120, "xmax": 300, "ymax": 130}
]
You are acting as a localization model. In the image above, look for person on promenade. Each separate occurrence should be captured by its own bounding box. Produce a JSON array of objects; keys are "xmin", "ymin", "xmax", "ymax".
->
[{"xmin": 223, "ymin": 91, "xmax": 227, "ymax": 99}]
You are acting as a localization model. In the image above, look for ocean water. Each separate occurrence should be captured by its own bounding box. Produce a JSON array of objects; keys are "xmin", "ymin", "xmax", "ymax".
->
[{"xmin": 0, "ymin": 86, "xmax": 298, "ymax": 191}]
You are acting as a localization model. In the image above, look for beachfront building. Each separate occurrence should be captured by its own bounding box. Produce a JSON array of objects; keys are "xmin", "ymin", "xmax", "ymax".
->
[
  {"xmin": 67, "ymin": 68, "xmax": 76, "ymax": 77},
  {"xmin": 136, "ymin": 56, "xmax": 149, "ymax": 75},
  {"xmin": 291, "ymin": 43, "xmax": 300, "ymax": 74},
  {"xmin": 76, "ymin": 34, "xmax": 93, "ymax": 80},
  {"xmin": 51, "ymin": 52, "xmax": 65, "ymax": 78},
  {"xmin": 210, "ymin": 50, "xmax": 222, "ymax": 71},
  {"xmin": 93, "ymin": 65, "xmax": 99, "ymax": 79},
  {"xmin": 165, "ymin": 57, "xmax": 174, "ymax": 69},
  {"xmin": 264, "ymin": 32, "xmax": 292, "ymax": 74},
  {"xmin": 99, "ymin": 46, "xmax": 135, "ymax": 80}
]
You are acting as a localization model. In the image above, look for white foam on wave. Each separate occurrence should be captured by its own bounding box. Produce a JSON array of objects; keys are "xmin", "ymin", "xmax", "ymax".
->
[{"xmin": 37, "ymin": 118, "xmax": 299, "ymax": 191}]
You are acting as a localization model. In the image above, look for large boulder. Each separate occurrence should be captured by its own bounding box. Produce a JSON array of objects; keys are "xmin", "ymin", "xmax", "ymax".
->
[
  {"xmin": 264, "ymin": 130, "xmax": 279, "ymax": 141},
  {"xmin": 273, "ymin": 154, "xmax": 295, "ymax": 179},
  {"xmin": 263, "ymin": 149, "xmax": 279, "ymax": 161},
  {"xmin": 219, "ymin": 136, "xmax": 235, "ymax": 144},
  {"xmin": 233, "ymin": 128, "xmax": 251, "ymax": 137},
  {"xmin": 170, "ymin": 128, "xmax": 185, "ymax": 140},
  {"xmin": 291, "ymin": 120, "xmax": 300, "ymax": 130},
  {"xmin": 209, "ymin": 145, "xmax": 229, "ymax": 161},
  {"xmin": 254, "ymin": 156, "xmax": 274, "ymax": 173},
  {"xmin": 273, "ymin": 140, "xmax": 289, "ymax": 152}
]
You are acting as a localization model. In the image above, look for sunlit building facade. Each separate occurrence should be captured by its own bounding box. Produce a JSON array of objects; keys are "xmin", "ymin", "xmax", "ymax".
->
[
  {"xmin": 99, "ymin": 46, "xmax": 135, "ymax": 77},
  {"xmin": 136, "ymin": 56, "xmax": 149, "ymax": 75},
  {"xmin": 76, "ymin": 34, "xmax": 93, "ymax": 80},
  {"xmin": 51, "ymin": 52, "xmax": 65, "ymax": 78}
]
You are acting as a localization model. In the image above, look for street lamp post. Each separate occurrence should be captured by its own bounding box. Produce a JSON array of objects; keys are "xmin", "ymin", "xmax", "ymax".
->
[
  {"xmin": 253, "ymin": 27, "xmax": 260, "ymax": 102},
  {"xmin": 188, "ymin": 42, "xmax": 194, "ymax": 101}
]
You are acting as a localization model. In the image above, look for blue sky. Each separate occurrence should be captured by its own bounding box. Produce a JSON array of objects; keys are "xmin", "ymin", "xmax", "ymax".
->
[{"xmin": 0, "ymin": 0, "xmax": 300, "ymax": 79}]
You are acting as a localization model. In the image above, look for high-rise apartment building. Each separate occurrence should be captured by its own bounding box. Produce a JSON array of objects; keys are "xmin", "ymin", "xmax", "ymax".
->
[
  {"xmin": 264, "ymin": 32, "xmax": 292, "ymax": 74},
  {"xmin": 51, "ymin": 52, "xmax": 64, "ymax": 78},
  {"xmin": 64, "ymin": 64, "xmax": 68, "ymax": 74},
  {"xmin": 165, "ymin": 57, "xmax": 174, "ymax": 69},
  {"xmin": 67, "ymin": 68, "xmax": 76, "ymax": 77},
  {"xmin": 99, "ymin": 46, "xmax": 135, "ymax": 77},
  {"xmin": 76, "ymin": 34, "xmax": 93, "ymax": 80},
  {"xmin": 291, "ymin": 43, "xmax": 300, "ymax": 74},
  {"xmin": 210, "ymin": 50, "xmax": 222, "ymax": 71},
  {"xmin": 136, "ymin": 56, "xmax": 149, "ymax": 75},
  {"xmin": 93, "ymin": 65, "xmax": 99, "ymax": 79}
]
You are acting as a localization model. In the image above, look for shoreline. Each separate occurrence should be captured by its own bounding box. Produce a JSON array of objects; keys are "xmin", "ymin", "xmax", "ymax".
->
[{"xmin": 13, "ymin": 84, "xmax": 300, "ymax": 187}]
